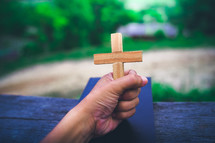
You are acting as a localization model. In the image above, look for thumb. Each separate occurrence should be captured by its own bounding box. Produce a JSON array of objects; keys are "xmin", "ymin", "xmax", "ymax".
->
[{"xmin": 109, "ymin": 73, "xmax": 148, "ymax": 95}]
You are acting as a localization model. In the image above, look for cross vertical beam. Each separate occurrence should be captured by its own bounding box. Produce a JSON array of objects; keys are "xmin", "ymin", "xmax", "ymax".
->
[{"xmin": 111, "ymin": 33, "xmax": 124, "ymax": 80}]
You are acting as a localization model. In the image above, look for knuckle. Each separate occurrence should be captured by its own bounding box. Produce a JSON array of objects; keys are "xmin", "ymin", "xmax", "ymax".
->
[
  {"xmin": 129, "ymin": 74, "xmax": 138, "ymax": 84},
  {"xmin": 103, "ymin": 73, "xmax": 113, "ymax": 81}
]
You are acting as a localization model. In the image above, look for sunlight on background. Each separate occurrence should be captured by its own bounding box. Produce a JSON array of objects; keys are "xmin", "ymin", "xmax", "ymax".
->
[
  {"xmin": 125, "ymin": 0, "xmax": 175, "ymax": 11},
  {"xmin": 0, "ymin": 0, "xmax": 215, "ymax": 101}
]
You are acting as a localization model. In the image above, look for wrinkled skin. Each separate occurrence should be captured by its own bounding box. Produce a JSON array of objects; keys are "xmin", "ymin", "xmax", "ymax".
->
[{"xmin": 84, "ymin": 70, "xmax": 148, "ymax": 136}]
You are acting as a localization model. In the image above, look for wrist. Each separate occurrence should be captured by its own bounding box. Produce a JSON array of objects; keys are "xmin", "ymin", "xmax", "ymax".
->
[
  {"xmin": 64, "ymin": 99, "xmax": 96, "ymax": 143},
  {"xmin": 41, "ymin": 98, "xmax": 96, "ymax": 143},
  {"xmin": 73, "ymin": 100, "xmax": 96, "ymax": 140},
  {"xmin": 68, "ymin": 107, "xmax": 95, "ymax": 142}
]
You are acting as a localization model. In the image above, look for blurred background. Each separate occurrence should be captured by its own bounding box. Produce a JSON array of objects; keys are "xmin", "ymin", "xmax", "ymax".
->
[{"xmin": 0, "ymin": 0, "xmax": 215, "ymax": 101}]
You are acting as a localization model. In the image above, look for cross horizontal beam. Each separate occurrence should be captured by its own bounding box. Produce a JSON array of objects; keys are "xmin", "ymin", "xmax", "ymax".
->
[{"xmin": 94, "ymin": 51, "xmax": 142, "ymax": 64}]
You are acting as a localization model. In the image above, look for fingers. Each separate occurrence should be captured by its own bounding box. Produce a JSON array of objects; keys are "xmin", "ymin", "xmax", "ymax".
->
[
  {"xmin": 114, "ymin": 86, "xmax": 140, "ymax": 120},
  {"xmin": 91, "ymin": 69, "xmax": 147, "ymax": 102},
  {"xmin": 113, "ymin": 108, "xmax": 136, "ymax": 120},
  {"xmin": 126, "ymin": 70, "xmax": 148, "ymax": 86},
  {"xmin": 109, "ymin": 72, "xmax": 148, "ymax": 95},
  {"xmin": 115, "ymin": 97, "xmax": 139, "ymax": 112},
  {"xmin": 93, "ymin": 70, "xmax": 147, "ymax": 92},
  {"xmin": 113, "ymin": 96, "xmax": 139, "ymax": 119},
  {"xmin": 119, "ymin": 88, "xmax": 141, "ymax": 101}
]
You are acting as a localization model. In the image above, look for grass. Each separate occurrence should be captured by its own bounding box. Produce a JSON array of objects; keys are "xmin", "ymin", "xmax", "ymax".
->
[{"xmin": 152, "ymin": 82, "xmax": 215, "ymax": 102}]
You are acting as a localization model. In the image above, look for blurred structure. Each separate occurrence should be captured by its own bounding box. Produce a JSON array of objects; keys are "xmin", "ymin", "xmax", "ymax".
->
[{"xmin": 117, "ymin": 22, "xmax": 178, "ymax": 39}]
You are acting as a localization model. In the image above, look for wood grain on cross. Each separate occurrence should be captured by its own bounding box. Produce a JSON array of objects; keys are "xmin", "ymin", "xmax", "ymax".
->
[{"xmin": 94, "ymin": 33, "xmax": 142, "ymax": 80}]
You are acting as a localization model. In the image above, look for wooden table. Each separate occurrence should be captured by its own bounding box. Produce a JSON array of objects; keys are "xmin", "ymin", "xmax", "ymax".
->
[{"xmin": 0, "ymin": 95, "xmax": 215, "ymax": 143}]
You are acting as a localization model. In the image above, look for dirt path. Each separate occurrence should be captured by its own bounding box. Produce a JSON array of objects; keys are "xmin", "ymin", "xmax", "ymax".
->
[{"xmin": 0, "ymin": 48, "xmax": 215, "ymax": 97}]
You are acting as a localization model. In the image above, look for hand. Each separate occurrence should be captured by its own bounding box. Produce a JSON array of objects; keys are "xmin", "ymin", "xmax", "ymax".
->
[
  {"xmin": 84, "ymin": 70, "xmax": 148, "ymax": 136},
  {"xmin": 41, "ymin": 70, "xmax": 148, "ymax": 143}
]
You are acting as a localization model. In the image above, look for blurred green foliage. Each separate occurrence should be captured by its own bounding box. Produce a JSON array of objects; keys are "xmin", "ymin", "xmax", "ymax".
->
[
  {"xmin": 154, "ymin": 30, "xmax": 166, "ymax": 39},
  {"xmin": 166, "ymin": 0, "xmax": 215, "ymax": 36},
  {"xmin": 0, "ymin": 1, "xmax": 28, "ymax": 35},
  {"xmin": 0, "ymin": 0, "xmax": 139, "ymax": 56},
  {"xmin": 0, "ymin": 0, "xmax": 215, "ymax": 58},
  {"xmin": 89, "ymin": 0, "xmax": 140, "ymax": 45},
  {"xmin": 153, "ymin": 83, "xmax": 215, "ymax": 102},
  {"xmin": 140, "ymin": 9, "xmax": 166, "ymax": 23}
]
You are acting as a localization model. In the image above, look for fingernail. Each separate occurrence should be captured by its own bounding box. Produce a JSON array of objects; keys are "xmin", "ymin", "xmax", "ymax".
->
[{"xmin": 141, "ymin": 76, "xmax": 148, "ymax": 86}]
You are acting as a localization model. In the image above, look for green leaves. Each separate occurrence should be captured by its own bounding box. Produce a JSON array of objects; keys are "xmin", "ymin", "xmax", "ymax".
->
[
  {"xmin": 36, "ymin": 3, "xmax": 68, "ymax": 30},
  {"xmin": 89, "ymin": 0, "xmax": 139, "ymax": 45},
  {"xmin": 0, "ymin": 0, "xmax": 139, "ymax": 57}
]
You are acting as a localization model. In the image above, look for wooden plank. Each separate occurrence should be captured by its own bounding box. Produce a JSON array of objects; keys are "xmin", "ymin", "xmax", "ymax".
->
[
  {"xmin": 0, "ymin": 95, "xmax": 78, "ymax": 143},
  {"xmin": 1, "ymin": 94, "xmax": 215, "ymax": 143},
  {"xmin": 111, "ymin": 33, "xmax": 123, "ymax": 52},
  {"xmin": 113, "ymin": 62, "xmax": 124, "ymax": 80},
  {"xmin": 94, "ymin": 51, "xmax": 142, "ymax": 64},
  {"xmin": 153, "ymin": 102, "xmax": 215, "ymax": 143}
]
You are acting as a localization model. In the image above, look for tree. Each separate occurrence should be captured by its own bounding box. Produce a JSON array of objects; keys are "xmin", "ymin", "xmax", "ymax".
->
[
  {"xmin": 89, "ymin": 0, "xmax": 139, "ymax": 45},
  {"xmin": 0, "ymin": 1, "xmax": 29, "ymax": 36},
  {"xmin": 166, "ymin": 0, "xmax": 215, "ymax": 36}
]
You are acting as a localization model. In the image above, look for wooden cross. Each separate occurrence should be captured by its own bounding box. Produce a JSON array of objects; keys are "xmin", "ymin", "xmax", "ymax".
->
[{"xmin": 94, "ymin": 33, "xmax": 142, "ymax": 80}]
